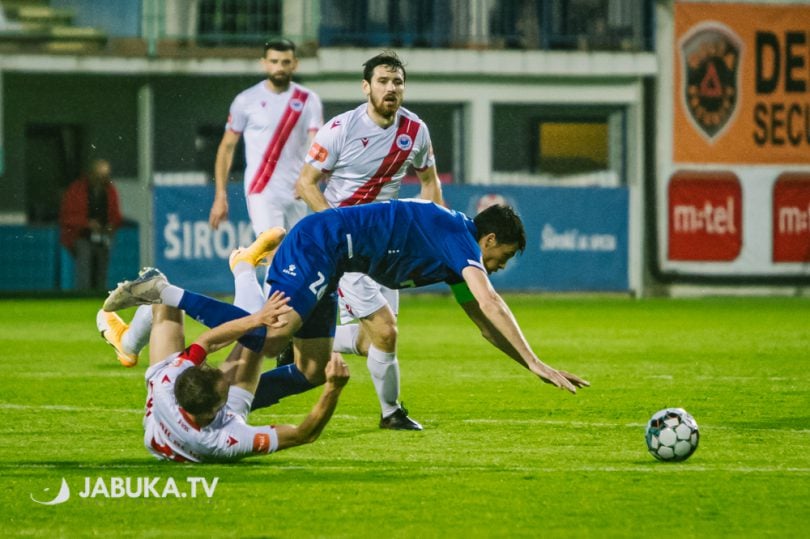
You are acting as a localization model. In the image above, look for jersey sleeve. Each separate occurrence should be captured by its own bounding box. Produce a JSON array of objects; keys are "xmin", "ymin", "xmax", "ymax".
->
[
  {"xmin": 305, "ymin": 117, "xmax": 343, "ymax": 172},
  {"xmin": 305, "ymin": 92, "xmax": 324, "ymax": 132},
  {"xmin": 225, "ymin": 94, "xmax": 248, "ymax": 133},
  {"xmin": 203, "ymin": 386, "xmax": 280, "ymax": 460},
  {"xmin": 210, "ymin": 420, "xmax": 280, "ymax": 460},
  {"xmin": 144, "ymin": 352, "xmax": 194, "ymax": 385},
  {"xmin": 441, "ymin": 219, "xmax": 486, "ymax": 281},
  {"xmin": 411, "ymin": 122, "xmax": 436, "ymax": 171},
  {"xmin": 224, "ymin": 385, "xmax": 254, "ymax": 420}
]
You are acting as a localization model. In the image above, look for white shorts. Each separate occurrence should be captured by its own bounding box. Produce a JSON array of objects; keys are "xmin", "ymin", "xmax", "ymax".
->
[
  {"xmin": 337, "ymin": 272, "xmax": 399, "ymax": 324},
  {"xmin": 246, "ymin": 193, "xmax": 309, "ymax": 237}
]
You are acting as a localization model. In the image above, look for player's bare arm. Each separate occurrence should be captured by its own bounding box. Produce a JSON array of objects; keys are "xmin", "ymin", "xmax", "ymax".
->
[
  {"xmin": 274, "ymin": 353, "xmax": 350, "ymax": 450},
  {"xmin": 460, "ymin": 266, "xmax": 588, "ymax": 393},
  {"xmin": 210, "ymin": 129, "xmax": 242, "ymax": 229},
  {"xmin": 459, "ymin": 298, "xmax": 524, "ymax": 362},
  {"xmin": 416, "ymin": 164, "xmax": 444, "ymax": 205},
  {"xmin": 193, "ymin": 291, "xmax": 291, "ymax": 355},
  {"xmin": 295, "ymin": 162, "xmax": 331, "ymax": 212}
]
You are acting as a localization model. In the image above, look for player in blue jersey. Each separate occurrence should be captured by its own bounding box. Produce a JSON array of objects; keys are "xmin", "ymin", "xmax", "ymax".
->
[{"xmin": 104, "ymin": 200, "xmax": 589, "ymax": 417}]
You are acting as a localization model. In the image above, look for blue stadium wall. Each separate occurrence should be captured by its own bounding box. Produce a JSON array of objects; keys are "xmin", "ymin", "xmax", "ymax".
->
[{"xmin": 152, "ymin": 183, "xmax": 628, "ymax": 294}]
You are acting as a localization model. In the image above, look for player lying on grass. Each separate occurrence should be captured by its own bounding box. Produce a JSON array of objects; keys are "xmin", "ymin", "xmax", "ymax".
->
[
  {"xmin": 103, "ymin": 200, "xmax": 589, "ymax": 423},
  {"xmin": 97, "ymin": 238, "xmax": 350, "ymax": 463}
]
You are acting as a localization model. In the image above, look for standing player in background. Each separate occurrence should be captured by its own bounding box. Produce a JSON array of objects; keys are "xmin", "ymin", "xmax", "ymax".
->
[
  {"xmin": 294, "ymin": 51, "xmax": 443, "ymax": 430},
  {"xmin": 208, "ymin": 38, "xmax": 323, "ymax": 245}
]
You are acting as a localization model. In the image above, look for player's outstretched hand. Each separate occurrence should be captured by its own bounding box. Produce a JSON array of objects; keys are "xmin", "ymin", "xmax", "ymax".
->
[
  {"xmin": 533, "ymin": 362, "xmax": 587, "ymax": 394},
  {"xmin": 258, "ymin": 291, "xmax": 292, "ymax": 328},
  {"xmin": 558, "ymin": 370, "xmax": 590, "ymax": 389},
  {"xmin": 325, "ymin": 352, "xmax": 350, "ymax": 388}
]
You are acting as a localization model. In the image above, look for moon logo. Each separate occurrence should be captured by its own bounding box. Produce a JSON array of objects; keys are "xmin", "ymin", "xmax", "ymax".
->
[{"xmin": 30, "ymin": 478, "xmax": 70, "ymax": 505}]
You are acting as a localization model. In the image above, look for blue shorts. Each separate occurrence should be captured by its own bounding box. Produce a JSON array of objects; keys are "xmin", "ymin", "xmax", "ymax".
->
[{"xmin": 266, "ymin": 215, "xmax": 345, "ymax": 339}]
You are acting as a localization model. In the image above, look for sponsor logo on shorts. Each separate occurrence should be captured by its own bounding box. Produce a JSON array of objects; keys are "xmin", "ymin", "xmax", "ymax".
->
[{"xmin": 283, "ymin": 264, "xmax": 297, "ymax": 276}]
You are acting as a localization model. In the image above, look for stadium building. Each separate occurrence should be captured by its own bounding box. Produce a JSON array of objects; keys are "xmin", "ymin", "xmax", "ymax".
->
[{"xmin": 0, "ymin": 0, "xmax": 808, "ymax": 296}]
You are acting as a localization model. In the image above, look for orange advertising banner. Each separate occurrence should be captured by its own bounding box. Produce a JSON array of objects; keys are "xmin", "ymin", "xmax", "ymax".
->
[{"xmin": 674, "ymin": 2, "xmax": 810, "ymax": 164}]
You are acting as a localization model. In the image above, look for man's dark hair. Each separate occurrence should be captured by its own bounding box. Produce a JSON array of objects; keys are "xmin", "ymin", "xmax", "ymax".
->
[
  {"xmin": 473, "ymin": 204, "xmax": 527, "ymax": 253},
  {"xmin": 175, "ymin": 365, "xmax": 225, "ymax": 415},
  {"xmin": 264, "ymin": 38, "xmax": 296, "ymax": 56},
  {"xmin": 362, "ymin": 51, "xmax": 407, "ymax": 83}
]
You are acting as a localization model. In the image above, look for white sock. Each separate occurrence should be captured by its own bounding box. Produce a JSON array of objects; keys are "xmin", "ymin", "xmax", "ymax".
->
[
  {"xmin": 234, "ymin": 269, "xmax": 265, "ymax": 313},
  {"xmin": 122, "ymin": 305, "xmax": 153, "ymax": 354},
  {"xmin": 367, "ymin": 345, "xmax": 400, "ymax": 417},
  {"xmin": 333, "ymin": 324, "xmax": 360, "ymax": 355},
  {"xmin": 159, "ymin": 285, "xmax": 185, "ymax": 307},
  {"xmin": 261, "ymin": 265, "xmax": 271, "ymax": 298}
]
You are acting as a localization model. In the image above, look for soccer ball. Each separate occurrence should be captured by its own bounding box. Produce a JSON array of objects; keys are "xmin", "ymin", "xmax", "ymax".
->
[{"xmin": 645, "ymin": 408, "xmax": 699, "ymax": 462}]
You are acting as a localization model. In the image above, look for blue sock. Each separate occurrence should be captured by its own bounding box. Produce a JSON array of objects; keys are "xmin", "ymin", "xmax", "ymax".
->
[
  {"xmin": 178, "ymin": 290, "xmax": 266, "ymax": 353},
  {"xmin": 251, "ymin": 364, "xmax": 317, "ymax": 410}
]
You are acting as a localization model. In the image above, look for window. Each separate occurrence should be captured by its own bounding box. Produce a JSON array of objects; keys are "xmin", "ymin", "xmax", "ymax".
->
[
  {"xmin": 492, "ymin": 104, "xmax": 624, "ymax": 186},
  {"xmin": 197, "ymin": 0, "xmax": 282, "ymax": 47},
  {"xmin": 537, "ymin": 121, "xmax": 608, "ymax": 175}
]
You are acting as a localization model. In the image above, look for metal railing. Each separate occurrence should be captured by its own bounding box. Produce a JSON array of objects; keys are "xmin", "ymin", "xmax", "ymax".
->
[
  {"xmin": 82, "ymin": 0, "xmax": 656, "ymax": 56},
  {"xmin": 318, "ymin": 0, "xmax": 654, "ymax": 52}
]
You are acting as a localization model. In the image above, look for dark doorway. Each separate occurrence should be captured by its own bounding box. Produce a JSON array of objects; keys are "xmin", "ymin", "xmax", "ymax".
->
[{"xmin": 25, "ymin": 124, "xmax": 82, "ymax": 224}]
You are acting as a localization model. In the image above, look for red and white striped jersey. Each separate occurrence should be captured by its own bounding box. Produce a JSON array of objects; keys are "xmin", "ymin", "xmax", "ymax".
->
[
  {"xmin": 142, "ymin": 347, "xmax": 279, "ymax": 463},
  {"xmin": 305, "ymin": 104, "xmax": 435, "ymax": 207},
  {"xmin": 226, "ymin": 81, "xmax": 323, "ymax": 199}
]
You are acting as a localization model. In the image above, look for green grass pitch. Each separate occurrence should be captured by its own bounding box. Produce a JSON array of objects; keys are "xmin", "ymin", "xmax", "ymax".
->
[{"xmin": 1, "ymin": 294, "xmax": 809, "ymax": 537}]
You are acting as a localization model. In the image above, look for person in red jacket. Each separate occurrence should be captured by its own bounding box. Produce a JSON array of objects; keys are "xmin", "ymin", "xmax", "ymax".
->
[{"xmin": 59, "ymin": 159, "xmax": 123, "ymax": 291}]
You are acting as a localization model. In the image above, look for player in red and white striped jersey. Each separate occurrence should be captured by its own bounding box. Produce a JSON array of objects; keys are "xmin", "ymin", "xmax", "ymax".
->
[
  {"xmin": 100, "ymin": 245, "xmax": 350, "ymax": 463},
  {"xmin": 209, "ymin": 38, "xmax": 323, "ymax": 237},
  {"xmin": 295, "ymin": 51, "xmax": 443, "ymax": 430},
  {"xmin": 141, "ymin": 294, "xmax": 349, "ymax": 463}
]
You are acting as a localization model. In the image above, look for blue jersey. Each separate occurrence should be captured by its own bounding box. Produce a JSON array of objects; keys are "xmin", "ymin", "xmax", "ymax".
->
[
  {"xmin": 337, "ymin": 199, "xmax": 484, "ymax": 289},
  {"xmin": 267, "ymin": 200, "xmax": 484, "ymax": 336}
]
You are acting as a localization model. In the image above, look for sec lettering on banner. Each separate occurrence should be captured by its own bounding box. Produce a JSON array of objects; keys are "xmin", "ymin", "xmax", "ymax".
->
[
  {"xmin": 753, "ymin": 102, "xmax": 810, "ymax": 146},
  {"xmin": 752, "ymin": 31, "xmax": 810, "ymax": 147}
]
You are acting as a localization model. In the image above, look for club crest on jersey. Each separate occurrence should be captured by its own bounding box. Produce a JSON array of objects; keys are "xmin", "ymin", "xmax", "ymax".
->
[
  {"xmin": 289, "ymin": 98, "xmax": 304, "ymax": 112},
  {"xmin": 396, "ymin": 134, "xmax": 413, "ymax": 151},
  {"xmin": 679, "ymin": 22, "xmax": 742, "ymax": 142}
]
